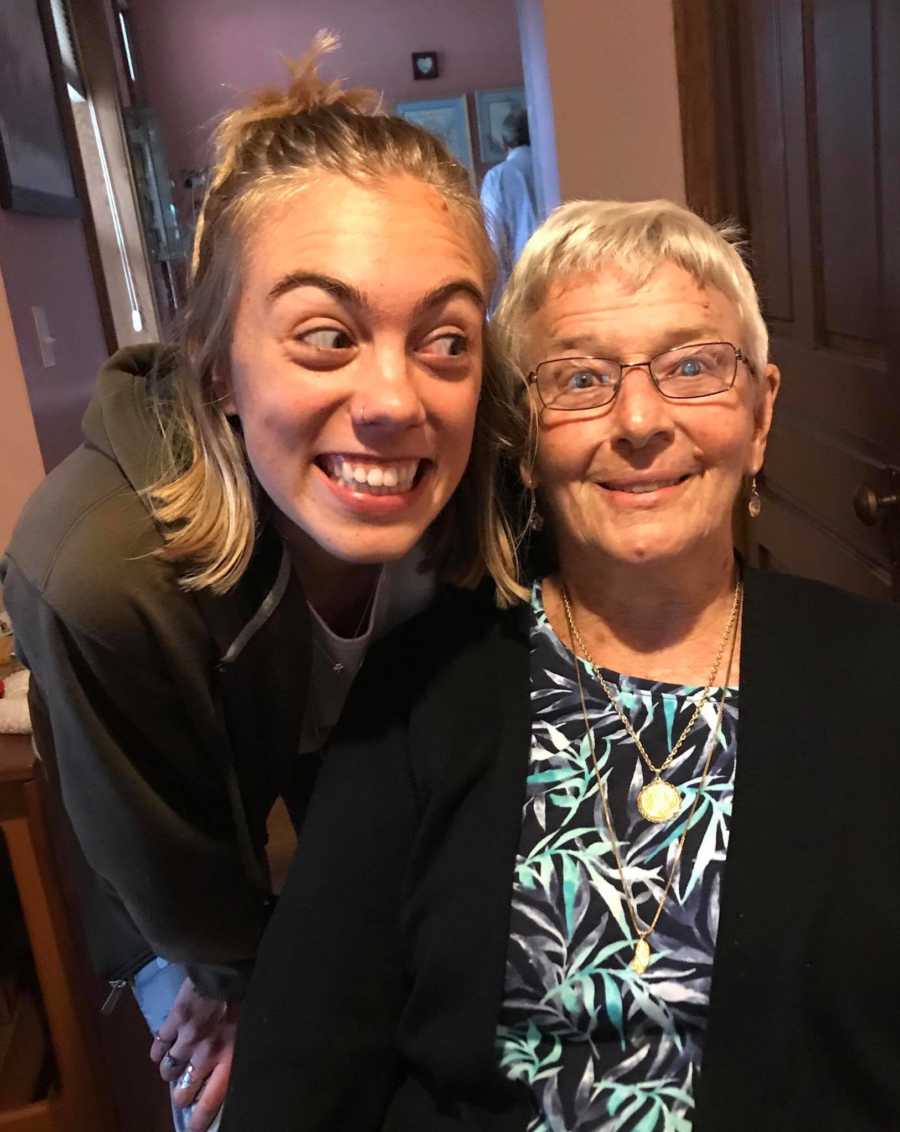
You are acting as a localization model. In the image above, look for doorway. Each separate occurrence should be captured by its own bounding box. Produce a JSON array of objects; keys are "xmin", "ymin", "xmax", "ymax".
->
[{"xmin": 676, "ymin": 0, "xmax": 900, "ymax": 602}]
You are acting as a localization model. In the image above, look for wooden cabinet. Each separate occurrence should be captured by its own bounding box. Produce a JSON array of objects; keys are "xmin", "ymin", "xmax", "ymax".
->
[{"xmin": 0, "ymin": 733, "xmax": 117, "ymax": 1132}]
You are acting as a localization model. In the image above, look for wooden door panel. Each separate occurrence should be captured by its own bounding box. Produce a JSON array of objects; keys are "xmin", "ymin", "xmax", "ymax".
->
[
  {"xmin": 877, "ymin": 0, "xmax": 900, "ymax": 364},
  {"xmin": 733, "ymin": 0, "xmax": 900, "ymax": 598},
  {"xmin": 677, "ymin": 0, "xmax": 900, "ymax": 598},
  {"xmin": 773, "ymin": 339, "xmax": 897, "ymax": 457},
  {"xmin": 812, "ymin": 1, "xmax": 882, "ymax": 345},
  {"xmin": 738, "ymin": 0, "xmax": 793, "ymax": 323},
  {"xmin": 763, "ymin": 419, "xmax": 889, "ymax": 567},
  {"xmin": 754, "ymin": 495, "xmax": 893, "ymax": 602}
]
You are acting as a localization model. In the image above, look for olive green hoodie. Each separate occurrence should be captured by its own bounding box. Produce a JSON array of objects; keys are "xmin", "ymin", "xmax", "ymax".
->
[{"xmin": 2, "ymin": 346, "xmax": 313, "ymax": 1000}]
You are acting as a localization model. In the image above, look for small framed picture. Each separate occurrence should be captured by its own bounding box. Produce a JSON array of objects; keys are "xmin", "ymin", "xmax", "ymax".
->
[
  {"xmin": 395, "ymin": 95, "xmax": 474, "ymax": 180},
  {"xmin": 475, "ymin": 87, "xmax": 527, "ymax": 165},
  {"xmin": 0, "ymin": 0, "xmax": 80, "ymax": 216},
  {"xmin": 412, "ymin": 52, "xmax": 439, "ymax": 81}
]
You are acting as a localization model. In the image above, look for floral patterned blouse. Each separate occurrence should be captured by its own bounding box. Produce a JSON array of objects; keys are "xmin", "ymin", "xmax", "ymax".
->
[{"xmin": 496, "ymin": 581, "xmax": 739, "ymax": 1132}]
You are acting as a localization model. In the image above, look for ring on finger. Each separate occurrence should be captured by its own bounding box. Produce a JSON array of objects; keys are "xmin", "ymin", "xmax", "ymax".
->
[
  {"xmin": 163, "ymin": 1053, "xmax": 186, "ymax": 1072},
  {"xmin": 176, "ymin": 1063, "xmax": 198, "ymax": 1092}
]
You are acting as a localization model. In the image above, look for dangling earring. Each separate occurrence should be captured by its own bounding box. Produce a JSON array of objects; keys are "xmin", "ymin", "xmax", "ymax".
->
[
  {"xmin": 528, "ymin": 491, "xmax": 544, "ymax": 532},
  {"xmin": 522, "ymin": 462, "xmax": 544, "ymax": 533},
  {"xmin": 748, "ymin": 475, "xmax": 762, "ymax": 519}
]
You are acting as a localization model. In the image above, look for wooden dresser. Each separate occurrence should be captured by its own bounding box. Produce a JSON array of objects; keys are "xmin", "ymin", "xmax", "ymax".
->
[{"xmin": 0, "ymin": 732, "xmax": 117, "ymax": 1131}]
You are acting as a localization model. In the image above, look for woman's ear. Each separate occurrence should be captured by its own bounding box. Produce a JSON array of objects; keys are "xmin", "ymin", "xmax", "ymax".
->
[{"xmin": 749, "ymin": 362, "xmax": 780, "ymax": 474}]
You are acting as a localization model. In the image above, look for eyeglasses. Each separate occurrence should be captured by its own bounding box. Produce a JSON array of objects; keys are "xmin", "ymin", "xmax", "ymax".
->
[{"xmin": 529, "ymin": 341, "xmax": 752, "ymax": 411}]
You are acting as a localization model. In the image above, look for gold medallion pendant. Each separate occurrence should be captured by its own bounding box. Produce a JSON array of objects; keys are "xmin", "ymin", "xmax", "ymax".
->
[
  {"xmin": 636, "ymin": 777, "xmax": 682, "ymax": 823},
  {"xmin": 630, "ymin": 938, "xmax": 651, "ymax": 974}
]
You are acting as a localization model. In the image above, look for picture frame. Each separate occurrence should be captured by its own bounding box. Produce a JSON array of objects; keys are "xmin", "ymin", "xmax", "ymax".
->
[
  {"xmin": 411, "ymin": 51, "xmax": 439, "ymax": 81},
  {"xmin": 0, "ymin": 0, "xmax": 80, "ymax": 216},
  {"xmin": 475, "ymin": 86, "xmax": 526, "ymax": 166},
  {"xmin": 395, "ymin": 95, "xmax": 474, "ymax": 180}
]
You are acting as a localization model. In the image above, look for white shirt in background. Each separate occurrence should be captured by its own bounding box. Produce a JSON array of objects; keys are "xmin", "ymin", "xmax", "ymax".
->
[{"xmin": 480, "ymin": 145, "xmax": 539, "ymax": 300}]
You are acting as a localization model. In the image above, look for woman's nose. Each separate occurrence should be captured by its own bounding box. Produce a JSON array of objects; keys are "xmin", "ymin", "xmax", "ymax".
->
[
  {"xmin": 351, "ymin": 350, "xmax": 427, "ymax": 432},
  {"xmin": 609, "ymin": 366, "xmax": 675, "ymax": 451}
]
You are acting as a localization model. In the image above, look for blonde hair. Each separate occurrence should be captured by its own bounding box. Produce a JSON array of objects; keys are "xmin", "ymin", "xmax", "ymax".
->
[
  {"xmin": 147, "ymin": 33, "xmax": 524, "ymax": 605},
  {"xmin": 495, "ymin": 198, "xmax": 769, "ymax": 378}
]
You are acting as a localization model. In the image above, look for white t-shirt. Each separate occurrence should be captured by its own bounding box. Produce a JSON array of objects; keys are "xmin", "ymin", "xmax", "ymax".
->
[{"xmin": 298, "ymin": 547, "xmax": 436, "ymax": 754}]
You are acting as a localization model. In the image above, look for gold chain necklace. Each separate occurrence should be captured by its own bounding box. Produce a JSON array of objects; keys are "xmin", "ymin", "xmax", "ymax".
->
[
  {"xmin": 565, "ymin": 589, "xmax": 740, "ymax": 974},
  {"xmin": 561, "ymin": 578, "xmax": 742, "ymax": 823}
]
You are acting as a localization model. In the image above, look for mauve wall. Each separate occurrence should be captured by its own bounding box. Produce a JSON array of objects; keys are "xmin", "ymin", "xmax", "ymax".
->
[
  {"xmin": 0, "ymin": 265, "xmax": 44, "ymax": 549},
  {"xmin": 0, "ymin": 207, "xmax": 109, "ymax": 474},
  {"xmin": 543, "ymin": 0, "xmax": 685, "ymax": 204},
  {"xmin": 127, "ymin": 0, "xmax": 524, "ymax": 190}
]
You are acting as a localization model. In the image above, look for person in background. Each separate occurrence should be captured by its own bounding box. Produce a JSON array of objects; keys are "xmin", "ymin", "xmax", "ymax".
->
[
  {"xmin": 480, "ymin": 106, "xmax": 538, "ymax": 304},
  {"xmin": 0, "ymin": 34, "xmax": 520, "ymax": 1132},
  {"xmin": 222, "ymin": 199, "xmax": 900, "ymax": 1131}
]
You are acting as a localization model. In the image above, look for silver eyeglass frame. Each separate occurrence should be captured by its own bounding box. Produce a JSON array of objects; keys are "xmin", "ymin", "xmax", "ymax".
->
[{"xmin": 527, "ymin": 341, "xmax": 754, "ymax": 411}]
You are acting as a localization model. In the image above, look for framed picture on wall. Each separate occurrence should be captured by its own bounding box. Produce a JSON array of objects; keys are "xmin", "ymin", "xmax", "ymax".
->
[
  {"xmin": 394, "ymin": 95, "xmax": 474, "ymax": 180},
  {"xmin": 475, "ymin": 87, "xmax": 526, "ymax": 166},
  {"xmin": 0, "ymin": 0, "xmax": 80, "ymax": 216}
]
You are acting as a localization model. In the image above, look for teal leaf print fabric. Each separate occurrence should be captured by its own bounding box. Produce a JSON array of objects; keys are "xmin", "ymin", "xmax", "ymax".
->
[{"xmin": 496, "ymin": 582, "xmax": 739, "ymax": 1132}]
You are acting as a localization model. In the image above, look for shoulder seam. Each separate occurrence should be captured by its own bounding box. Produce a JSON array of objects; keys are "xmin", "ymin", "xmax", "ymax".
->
[
  {"xmin": 5, "ymin": 558, "xmax": 188, "ymax": 692},
  {"xmin": 36, "ymin": 482, "xmax": 160, "ymax": 593}
]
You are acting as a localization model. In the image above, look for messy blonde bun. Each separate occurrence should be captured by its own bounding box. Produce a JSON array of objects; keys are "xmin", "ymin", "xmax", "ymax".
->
[
  {"xmin": 207, "ymin": 32, "xmax": 379, "ymax": 169},
  {"xmin": 147, "ymin": 34, "xmax": 525, "ymax": 606},
  {"xmin": 191, "ymin": 32, "xmax": 380, "ymax": 277}
]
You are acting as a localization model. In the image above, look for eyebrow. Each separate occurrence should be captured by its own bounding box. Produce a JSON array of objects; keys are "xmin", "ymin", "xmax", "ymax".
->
[
  {"xmin": 413, "ymin": 279, "xmax": 486, "ymax": 318},
  {"xmin": 267, "ymin": 272, "xmax": 364, "ymax": 307},
  {"xmin": 267, "ymin": 271, "xmax": 485, "ymax": 316},
  {"xmin": 551, "ymin": 325, "xmax": 719, "ymax": 357}
]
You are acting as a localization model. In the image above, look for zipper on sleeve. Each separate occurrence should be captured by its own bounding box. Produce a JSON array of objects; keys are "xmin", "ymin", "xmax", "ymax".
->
[
  {"xmin": 99, "ymin": 948, "xmax": 155, "ymax": 1014},
  {"xmin": 100, "ymin": 979, "xmax": 128, "ymax": 1015}
]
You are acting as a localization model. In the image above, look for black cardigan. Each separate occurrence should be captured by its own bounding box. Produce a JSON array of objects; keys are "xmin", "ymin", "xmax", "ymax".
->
[{"xmin": 224, "ymin": 568, "xmax": 900, "ymax": 1131}]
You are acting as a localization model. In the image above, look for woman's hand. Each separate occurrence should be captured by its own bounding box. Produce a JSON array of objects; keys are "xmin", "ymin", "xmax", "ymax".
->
[{"xmin": 150, "ymin": 976, "xmax": 240, "ymax": 1131}]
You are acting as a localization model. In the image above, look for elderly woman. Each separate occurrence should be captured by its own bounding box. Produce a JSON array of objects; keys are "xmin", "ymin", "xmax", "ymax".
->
[{"xmin": 223, "ymin": 201, "xmax": 900, "ymax": 1131}]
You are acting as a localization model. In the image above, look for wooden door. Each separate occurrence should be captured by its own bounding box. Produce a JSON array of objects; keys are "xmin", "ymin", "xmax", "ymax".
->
[{"xmin": 676, "ymin": 0, "xmax": 900, "ymax": 601}]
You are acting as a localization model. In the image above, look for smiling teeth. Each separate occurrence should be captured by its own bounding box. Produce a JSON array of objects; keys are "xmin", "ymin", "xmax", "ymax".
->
[
  {"xmin": 615, "ymin": 479, "xmax": 682, "ymax": 494},
  {"xmin": 323, "ymin": 456, "xmax": 420, "ymax": 495}
]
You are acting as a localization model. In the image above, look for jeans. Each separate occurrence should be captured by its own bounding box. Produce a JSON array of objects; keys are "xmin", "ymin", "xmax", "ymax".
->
[{"xmin": 131, "ymin": 957, "xmax": 222, "ymax": 1132}]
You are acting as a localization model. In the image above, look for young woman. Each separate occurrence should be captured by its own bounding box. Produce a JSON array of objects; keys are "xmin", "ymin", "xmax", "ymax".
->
[
  {"xmin": 224, "ymin": 200, "xmax": 900, "ymax": 1131},
  {"xmin": 1, "ymin": 36, "xmax": 520, "ymax": 1132}
]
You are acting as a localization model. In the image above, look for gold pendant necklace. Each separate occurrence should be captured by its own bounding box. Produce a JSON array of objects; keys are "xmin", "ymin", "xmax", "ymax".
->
[
  {"xmin": 635, "ymin": 777, "xmax": 682, "ymax": 823},
  {"xmin": 565, "ymin": 590, "xmax": 740, "ymax": 975},
  {"xmin": 562, "ymin": 578, "xmax": 742, "ymax": 823}
]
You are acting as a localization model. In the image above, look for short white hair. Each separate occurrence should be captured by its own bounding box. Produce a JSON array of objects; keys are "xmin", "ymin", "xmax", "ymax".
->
[{"xmin": 494, "ymin": 198, "xmax": 769, "ymax": 377}]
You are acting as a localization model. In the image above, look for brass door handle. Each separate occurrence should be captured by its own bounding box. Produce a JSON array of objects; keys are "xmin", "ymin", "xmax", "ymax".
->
[{"xmin": 854, "ymin": 484, "xmax": 900, "ymax": 526}]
